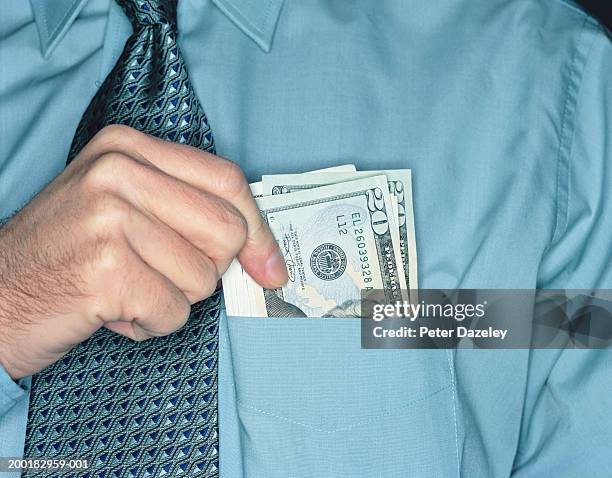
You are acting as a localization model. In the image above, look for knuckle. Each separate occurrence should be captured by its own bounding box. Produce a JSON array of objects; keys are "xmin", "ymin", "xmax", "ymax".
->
[
  {"xmin": 92, "ymin": 124, "xmax": 137, "ymax": 148},
  {"xmin": 130, "ymin": 334, "xmax": 149, "ymax": 343},
  {"xmin": 159, "ymin": 297, "xmax": 190, "ymax": 335},
  {"xmin": 83, "ymin": 152, "xmax": 133, "ymax": 190},
  {"xmin": 85, "ymin": 194, "xmax": 129, "ymax": 239},
  {"xmin": 93, "ymin": 240, "xmax": 127, "ymax": 275},
  {"xmin": 216, "ymin": 159, "xmax": 247, "ymax": 196},
  {"xmin": 191, "ymin": 258, "xmax": 219, "ymax": 301},
  {"xmin": 199, "ymin": 280, "xmax": 218, "ymax": 302},
  {"xmin": 212, "ymin": 202, "xmax": 248, "ymax": 255}
]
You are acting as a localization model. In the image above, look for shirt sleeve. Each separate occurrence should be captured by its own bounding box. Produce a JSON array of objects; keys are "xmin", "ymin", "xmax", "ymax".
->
[
  {"xmin": 513, "ymin": 20, "xmax": 612, "ymax": 476},
  {"xmin": 0, "ymin": 362, "xmax": 30, "ymax": 471}
]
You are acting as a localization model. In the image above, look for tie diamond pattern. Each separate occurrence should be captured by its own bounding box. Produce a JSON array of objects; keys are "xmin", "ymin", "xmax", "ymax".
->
[{"xmin": 25, "ymin": 1, "xmax": 220, "ymax": 476}]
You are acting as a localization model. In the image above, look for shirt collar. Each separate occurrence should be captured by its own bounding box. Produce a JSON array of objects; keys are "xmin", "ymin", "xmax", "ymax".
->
[{"xmin": 30, "ymin": 0, "xmax": 285, "ymax": 58}]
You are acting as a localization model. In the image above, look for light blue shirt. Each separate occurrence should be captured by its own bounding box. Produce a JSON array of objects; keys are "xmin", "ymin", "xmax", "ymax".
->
[{"xmin": 1, "ymin": 0, "xmax": 611, "ymax": 476}]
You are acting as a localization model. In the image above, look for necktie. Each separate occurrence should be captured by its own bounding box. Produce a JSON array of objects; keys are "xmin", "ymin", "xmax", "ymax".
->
[{"xmin": 24, "ymin": 1, "xmax": 220, "ymax": 476}]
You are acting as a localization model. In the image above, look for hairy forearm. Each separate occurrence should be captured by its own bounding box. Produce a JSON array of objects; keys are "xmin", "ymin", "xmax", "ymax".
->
[
  {"xmin": 0, "ymin": 216, "xmax": 29, "ymax": 325},
  {"xmin": 0, "ymin": 217, "xmax": 17, "ymax": 326},
  {"xmin": 0, "ymin": 218, "xmax": 23, "ymax": 376},
  {"xmin": 0, "ymin": 214, "xmax": 81, "ymax": 329},
  {"xmin": 0, "ymin": 215, "xmax": 54, "ymax": 377}
]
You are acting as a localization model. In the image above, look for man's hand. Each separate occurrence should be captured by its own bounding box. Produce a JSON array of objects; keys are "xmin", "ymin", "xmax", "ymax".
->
[{"xmin": 0, "ymin": 125, "xmax": 287, "ymax": 379}]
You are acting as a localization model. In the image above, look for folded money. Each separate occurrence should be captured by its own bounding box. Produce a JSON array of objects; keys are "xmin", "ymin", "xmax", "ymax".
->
[{"xmin": 223, "ymin": 165, "xmax": 418, "ymax": 317}]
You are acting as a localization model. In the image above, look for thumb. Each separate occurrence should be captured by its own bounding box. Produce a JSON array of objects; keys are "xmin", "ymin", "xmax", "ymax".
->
[{"xmin": 237, "ymin": 220, "xmax": 288, "ymax": 289}]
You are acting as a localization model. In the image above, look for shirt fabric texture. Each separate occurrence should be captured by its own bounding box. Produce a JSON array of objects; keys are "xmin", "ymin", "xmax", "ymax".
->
[{"xmin": 0, "ymin": 0, "xmax": 611, "ymax": 476}]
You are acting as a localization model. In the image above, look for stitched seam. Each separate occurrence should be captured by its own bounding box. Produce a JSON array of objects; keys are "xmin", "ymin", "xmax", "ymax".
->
[
  {"xmin": 215, "ymin": 0, "xmax": 281, "ymax": 51},
  {"xmin": 218, "ymin": 336, "xmax": 234, "ymax": 391},
  {"xmin": 47, "ymin": 0, "xmax": 81, "ymax": 41},
  {"xmin": 565, "ymin": 19, "xmax": 602, "ymax": 245},
  {"xmin": 218, "ymin": 310, "xmax": 237, "ymax": 393},
  {"xmin": 236, "ymin": 385, "xmax": 451, "ymax": 434},
  {"xmin": 39, "ymin": 1, "xmax": 48, "ymax": 38},
  {"xmin": 550, "ymin": 16, "xmax": 583, "ymax": 244},
  {"xmin": 261, "ymin": 0, "xmax": 275, "ymax": 35},
  {"xmin": 549, "ymin": 15, "xmax": 591, "ymax": 246},
  {"xmin": 446, "ymin": 349, "xmax": 460, "ymax": 478},
  {"xmin": 219, "ymin": 0, "xmax": 269, "ymax": 36}
]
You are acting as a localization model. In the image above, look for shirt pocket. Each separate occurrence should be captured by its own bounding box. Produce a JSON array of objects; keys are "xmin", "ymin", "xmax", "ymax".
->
[{"xmin": 222, "ymin": 312, "xmax": 460, "ymax": 477}]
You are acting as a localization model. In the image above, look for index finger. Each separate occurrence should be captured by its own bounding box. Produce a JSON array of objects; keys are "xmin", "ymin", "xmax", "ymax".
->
[{"xmin": 107, "ymin": 129, "xmax": 288, "ymax": 289}]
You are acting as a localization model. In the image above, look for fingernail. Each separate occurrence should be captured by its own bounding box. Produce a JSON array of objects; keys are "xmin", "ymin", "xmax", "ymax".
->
[{"xmin": 266, "ymin": 249, "xmax": 288, "ymax": 287}]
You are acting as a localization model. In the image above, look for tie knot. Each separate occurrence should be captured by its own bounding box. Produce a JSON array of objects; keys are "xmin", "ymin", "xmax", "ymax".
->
[{"xmin": 117, "ymin": 0, "xmax": 178, "ymax": 28}]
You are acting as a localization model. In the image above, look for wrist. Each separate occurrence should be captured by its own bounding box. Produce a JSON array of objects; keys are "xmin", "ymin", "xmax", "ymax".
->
[
  {"xmin": 0, "ymin": 245, "xmax": 24, "ymax": 379},
  {"xmin": 0, "ymin": 300, "xmax": 20, "ymax": 380},
  {"xmin": 0, "ymin": 346, "xmax": 22, "ymax": 380}
]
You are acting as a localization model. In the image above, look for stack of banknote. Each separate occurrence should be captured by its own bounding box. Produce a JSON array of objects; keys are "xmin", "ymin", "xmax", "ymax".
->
[{"xmin": 222, "ymin": 164, "xmax": 418, "ymax": 317}]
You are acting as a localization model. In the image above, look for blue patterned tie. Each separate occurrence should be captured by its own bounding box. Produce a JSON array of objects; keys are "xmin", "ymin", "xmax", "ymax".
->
[{"xmin": 24, "ymin": 1, "xmax": 220, "ymax": 476}]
